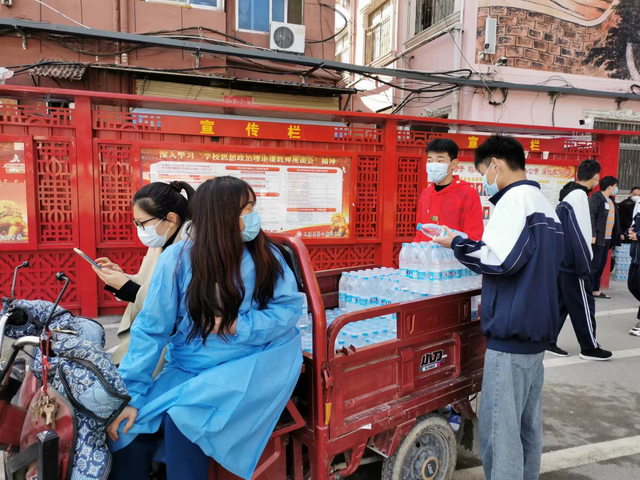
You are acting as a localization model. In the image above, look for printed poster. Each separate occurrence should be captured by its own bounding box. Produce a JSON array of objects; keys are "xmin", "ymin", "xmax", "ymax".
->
[
  {"xmin": 455, "ymin": 163, "xmax": 576, "ymax": 224},
  {"xmin": 0, "ymin": 142, "xmax": 29, "ymax": 244},
  {"xmin": 140, "ymin": 148, "xmax": 352, "ymax": 239}
]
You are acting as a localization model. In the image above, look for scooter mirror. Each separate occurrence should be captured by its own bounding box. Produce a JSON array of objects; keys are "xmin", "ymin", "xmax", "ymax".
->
[
  {"xmin": 10, "ymin": 261, "xmax": 30, "ymax": 301},
  {"xmin": 44, "ymin": 272, "xmax": 70, "ymax": 331}
]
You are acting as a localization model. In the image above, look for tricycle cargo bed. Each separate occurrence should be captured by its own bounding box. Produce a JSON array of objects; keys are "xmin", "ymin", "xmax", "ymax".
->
[
  {"xmin": 276, "ymin": 237, "xmax": 486, "ymax": 479},
  {"xmin": 314, "ymin": 269, "xmax": 484, "ymax": 440}
]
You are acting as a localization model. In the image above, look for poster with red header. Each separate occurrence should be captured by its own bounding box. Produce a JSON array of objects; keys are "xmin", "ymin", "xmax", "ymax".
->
[
  {"xmin": 140, "ymin": 148, "xmax": 352, "ymax": 239},
  {"xmin": 454, "ymin": 163, "xmax": 576, "ymax": 225},
  {"xmin": 0, "ymin": 141, "xmax": 29, "ymax": 244}
]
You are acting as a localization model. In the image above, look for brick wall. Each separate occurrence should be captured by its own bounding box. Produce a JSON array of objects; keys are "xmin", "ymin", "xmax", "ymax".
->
[{"xmin": 476, "ymin": 7, "xmax": 618, "ymax": 76}]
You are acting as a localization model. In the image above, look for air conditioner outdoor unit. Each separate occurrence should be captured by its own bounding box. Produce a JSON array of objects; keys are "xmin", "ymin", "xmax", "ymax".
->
[{"xmin": 269, "ymin": 22, "xmax": 306, "ymax": 54}]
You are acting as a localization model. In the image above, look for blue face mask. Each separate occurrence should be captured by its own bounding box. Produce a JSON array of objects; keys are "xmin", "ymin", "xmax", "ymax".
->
[
  {"xmin": 612, "ymin": 186, "xmax": 619, "ymax": 196},
  {"xmin": 482, "ymin": 163, "xmax": 500, "ymax": 197},
  {"xmin": 241, "ymin": 211, "xmax": 261, "ymax": 242}
]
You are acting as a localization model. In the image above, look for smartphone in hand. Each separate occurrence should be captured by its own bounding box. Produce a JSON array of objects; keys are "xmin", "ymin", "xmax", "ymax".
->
[{"xmin": 73, "ymin": 248, "xmax": 102, "ymax": 270}]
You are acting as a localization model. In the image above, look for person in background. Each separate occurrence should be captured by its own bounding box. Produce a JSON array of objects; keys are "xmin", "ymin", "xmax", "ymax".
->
[
  {"xmin": 589, "ymin": 176, "xmax": 620, "ymax": 298},
  {"xmin": 549, "ymin": 160, "xmax": 612, "ymax": 361},
  {"xmin": 619, "ymin": 186, "xmax": 640, "ymax": 237},
  {"xmin": 415, "ymin": 138, "xmax": 484, "ymax": 242},
  {"xmin": 107, "ymin": 177, "xmax": 302, "ymax": 480},
  {"xmin": 435, "ymin": 135, "xmax": 563, "ymax": 480},
  {"xmin": 627, "ymin": 200, "xmax": 640, "ymax": 336},
  {"xmin": 93, "ymin": 181, "xmax": 194, "ymax": 372}
]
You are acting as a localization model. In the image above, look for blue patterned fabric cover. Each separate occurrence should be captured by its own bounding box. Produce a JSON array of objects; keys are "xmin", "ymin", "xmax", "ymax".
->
[{"xmin": 2, "ymin": 298, "xmax": 129, "ymax": 480}]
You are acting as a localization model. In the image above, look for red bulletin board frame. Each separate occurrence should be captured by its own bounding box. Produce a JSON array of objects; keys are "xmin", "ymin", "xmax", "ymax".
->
[
  {"xmin": 131, "ymin": 141, "xmax": 358, "ymax": 245},
  {"xmin": 1, "ymin": 84, "xmax": 635, "ymax": 315},
  {"xmin": 0, "ymin": 134, "xmax": 37, "ymax": 251}
]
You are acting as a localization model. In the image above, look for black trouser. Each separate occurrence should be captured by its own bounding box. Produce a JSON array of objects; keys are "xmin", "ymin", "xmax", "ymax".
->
[
  {"xmin": 590, "ymin": 239, "xmax": 612, "ymax": 292},
  {"xmin": 110, "ymin": 415, "xmax": 209, "ymax": 480},
  {"xmin": 556, "ymin": 271, "xmax": 598, "ymax": 350},
  {"xmin": 628, "ymin": 263, "xmax": 640, "ymax": 321}
]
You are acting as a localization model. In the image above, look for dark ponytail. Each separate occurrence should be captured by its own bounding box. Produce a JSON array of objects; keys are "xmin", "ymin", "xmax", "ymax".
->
[{"xmin": 133, "ymin": 181, "xmax": 195, "ymax": 225}]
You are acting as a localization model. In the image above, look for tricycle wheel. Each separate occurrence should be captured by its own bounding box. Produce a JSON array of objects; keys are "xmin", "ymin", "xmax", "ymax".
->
[{"xmin": 381, "ymin": 414, "xmax": 456, "ymax": 480}]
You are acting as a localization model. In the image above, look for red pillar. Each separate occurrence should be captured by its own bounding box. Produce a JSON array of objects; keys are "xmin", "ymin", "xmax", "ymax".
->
[
  {"xmin": 380, "ymin": 119, "xmax": 398, "ymax": 267},
  {"xmin": 597, "ymin": 133, "xmax": 622, "ymax": 290},
  {"xmin": 74, "ymin": 96, "xmax": 100, "ymax": 318}
]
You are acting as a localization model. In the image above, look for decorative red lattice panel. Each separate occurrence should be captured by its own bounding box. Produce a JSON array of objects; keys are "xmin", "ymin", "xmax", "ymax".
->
[
  {"xmin": 97, "ymin": 248, "xmax": 146, "ymax": 308},
  {"xmin": 0, "ymin": 104, "xmax": 73, "ymax": 127},
  {"xmin": 396, "ymin": 156, "xmax": 422, "ymax": 238},
  {"xmin": 308, "ymin": 245, "xmax": 378, "ymax": 271},
  {"xmin": 397, "ymin": 130, "xmax": 443, "ymax": 146},
  {"xmin": 333, "ymin": 126, "xmax": 382, "ymax": 144},
  {"xmin": 355, "ymin": 155, "xmax": 380, "ymax": 238},
  {"xmin": 98, "ymin": 144, "xmax": 135, "ymax": 244},
  {"xmin": 94, "ymin": 111, "xmax": 163, "ymax": 132},
  {"xmin": 0, "ymin": 251, "xmax": 79, "ymax": 309},
  {"xmin": 36, "ymin": 140, "xmax": 76, "ymax": 244}
]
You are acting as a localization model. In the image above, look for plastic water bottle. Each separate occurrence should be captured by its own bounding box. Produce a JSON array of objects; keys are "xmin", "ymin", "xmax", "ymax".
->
[
  {"xmin": 417, "ymin": 244, "xmax": 429, "ymax": 295},
  {"xmin": 417, "ymin": 223, "xmax": 469, "ymax": 240},
  {"xmin": 346, "ymin": 273, "xmax": 358, "ymax": 312},
  {"xmin": 369, "ymin": 275, "xmax": 380, "ymax": 307},
  {"xmin": 429, "ymin": 245, "xmax": 444, "ymax": 296},
  {"xmin": 359, "ymin": 276, "xmax": 371, "ymax": 309},
  {"xmin": 399, "ymin": 243, "xmax": 411, "ymax": 279},
  {"xmin": 408, "ymin": 243, "xmax": 421, "ymax": 290},
  {"xmin": 417, "ymin": 223, "xmax": 446, "ymax": 238},
  {"xmin": 338, "ymin": 272, "xmax": 348, "ymax": 311},
  {"xmin": 450, "ymin": 250, "xmax": 460, "ymax": 293}
]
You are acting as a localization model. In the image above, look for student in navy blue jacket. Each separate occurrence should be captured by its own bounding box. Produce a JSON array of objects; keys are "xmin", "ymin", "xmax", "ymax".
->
[
  {"xmin": 549, "ymin": 160, "xmax": 612, "ymax": 361},
  {"xmin": 436, "ymin": 135, "xmax": 563, "ymax": 480},
  {"xmin": 628, "ymin": 202, "xmax": 640, "ymax": 336}
]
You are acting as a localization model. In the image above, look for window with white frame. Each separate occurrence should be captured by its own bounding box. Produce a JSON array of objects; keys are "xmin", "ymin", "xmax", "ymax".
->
[
  {"xmin": 238, "ymin": 0, "xmax": 303, "ymax": 32},
  {"xmin": 415, "ymin": 0, "xmax": 456, "ymax": 36},
  {"xmin": 365, "ymin": 1, "xmax": 392, "ymax": 64},
  {"xmin": 145, "ymin": 0, "xmax": 222, "ymax": 9},
  {"xmin": 335, "ymin": 34, "xmax": 349, "ymax": 63}
]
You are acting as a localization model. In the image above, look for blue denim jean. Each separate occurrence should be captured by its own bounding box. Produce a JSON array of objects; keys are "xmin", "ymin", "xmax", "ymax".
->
[{"xmin": 479, "ymin": 349, "xmax": 545, "ymax": 480}]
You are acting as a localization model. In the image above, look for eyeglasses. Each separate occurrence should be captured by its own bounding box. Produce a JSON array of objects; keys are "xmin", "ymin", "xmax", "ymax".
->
[{"xmin": 133, "ymin": 217, "xmax": 164, "ymax": 230}]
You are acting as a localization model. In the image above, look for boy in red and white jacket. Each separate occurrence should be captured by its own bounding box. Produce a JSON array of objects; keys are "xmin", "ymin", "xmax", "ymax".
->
[{"xmin": 415, "ymin": 138, "xmax": 484, "ymax": 242}]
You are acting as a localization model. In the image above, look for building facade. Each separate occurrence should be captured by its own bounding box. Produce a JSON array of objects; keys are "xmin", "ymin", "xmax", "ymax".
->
[
  {"xmin": 340, "ymin": 0, "xmax": 640, "ymax": 189},
  {"xmin": 0, "ymin": 0, "xmax": 346, "ymax": 110}
]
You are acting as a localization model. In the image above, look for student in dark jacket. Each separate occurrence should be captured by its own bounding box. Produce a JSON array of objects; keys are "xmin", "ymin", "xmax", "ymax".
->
[
  {"xmin": 589, "ymin": 176, "xmax": 620, "ymax": 298},
  {"xmin": 619, "ymin": 187, "xmax": 640, "ymax": 239},
  {"xmin": 549, "ymin": 160, "xmax": 612, "ymax": 361},
  {"xmin": 628, "ymin": 202, "xmax": 640, "ymax": 336},
  {"xmin": 436, "ymin": 135, "xmax": 563, "ymax": 480}
]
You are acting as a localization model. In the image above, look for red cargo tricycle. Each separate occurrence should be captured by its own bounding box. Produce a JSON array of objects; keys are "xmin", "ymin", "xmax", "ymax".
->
[{"xmin": 210, "ymin": 235, "xmax": 485, "ymax": 479}]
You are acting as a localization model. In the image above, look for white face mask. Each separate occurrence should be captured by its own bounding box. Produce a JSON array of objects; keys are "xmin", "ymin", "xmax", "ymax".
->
[
  {"xmin": 136, "ymin": 219, "xmax": 168, "ymax": 248},
  {"xmin": 426, "ymin": 163, "xmax": 451, "ymax": 184},
  {"xmin": 631, "ymin": 196, "xmax": 640, "ymax": 204}
]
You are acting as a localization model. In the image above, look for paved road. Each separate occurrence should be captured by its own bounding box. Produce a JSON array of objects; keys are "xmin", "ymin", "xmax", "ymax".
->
[{"xmin": 3, "ymin": 282, "xmax": 639, "ymax": 479}]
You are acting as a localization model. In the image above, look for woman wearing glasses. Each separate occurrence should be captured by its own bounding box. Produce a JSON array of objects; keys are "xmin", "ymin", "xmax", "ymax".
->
[{"xmin": 93, "ymin": 180, "xmax": 194, "ymax": 372}]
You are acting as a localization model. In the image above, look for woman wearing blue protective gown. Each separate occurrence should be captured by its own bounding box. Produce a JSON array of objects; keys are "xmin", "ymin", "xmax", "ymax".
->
[{"xmin": 107, "ymin": 177, "xmax": 303, "ymax": 480}]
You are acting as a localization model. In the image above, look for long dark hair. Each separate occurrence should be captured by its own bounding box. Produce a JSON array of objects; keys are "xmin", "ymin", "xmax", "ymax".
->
[
  {"xmin": 186, "ymin": 177, "xmax": 283, "ymax": 343},
  {"xmin": 133, "ymin": 180, "xmax": 194, "ymax": 225}
]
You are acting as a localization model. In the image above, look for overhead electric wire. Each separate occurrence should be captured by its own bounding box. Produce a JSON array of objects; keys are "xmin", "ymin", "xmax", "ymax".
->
[
  {"xmin": 307, "ymin": 2, "xmax": 348, "ymax": 45},
  {"xmin": 31, "ymin": 0, "xmax": 89, "ymax": 29},
  {"xmin": 2, "ymin": 18, "xmax": 640, "ymax": 102}
]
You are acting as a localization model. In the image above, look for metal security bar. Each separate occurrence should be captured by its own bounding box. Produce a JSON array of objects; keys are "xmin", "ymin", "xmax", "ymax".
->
[
  {"xmin": 365, "ymin": 15, "xmax": 391, "ymax": 65},
  {"xmin": 415, "ymin": 0, "xmax": 456, "ymax": 35},
  {"xmin": 594, "ymin": 119, "xmax": 640, "ymax": 191}
]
